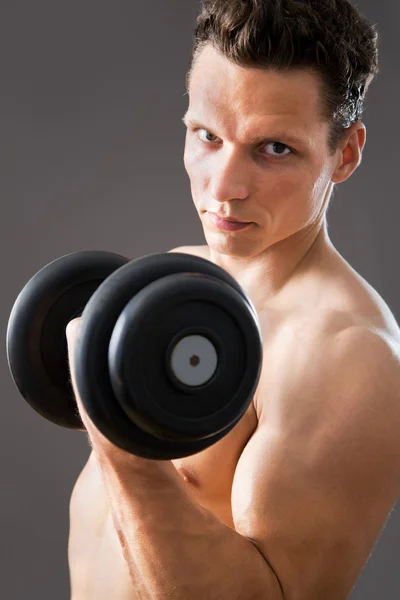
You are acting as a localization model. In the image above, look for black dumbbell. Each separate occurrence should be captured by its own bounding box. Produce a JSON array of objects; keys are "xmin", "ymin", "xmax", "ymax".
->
[{"xmin": 7, "ymin": 251, "xmax": 263, "ymax": 459}]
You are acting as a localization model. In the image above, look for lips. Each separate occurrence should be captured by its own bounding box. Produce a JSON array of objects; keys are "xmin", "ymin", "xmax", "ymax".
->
[
  {"xmin": 208, "ymin": 212, "xmax": 249, "ymax": 224},
  {"xmin": 206, "ymin": 212, "xmax": 252, "ymax": 231}
]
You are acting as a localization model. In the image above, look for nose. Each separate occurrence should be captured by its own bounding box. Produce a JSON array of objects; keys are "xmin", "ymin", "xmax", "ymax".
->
[{"xmin": 210, "ymin": 149, "xmax": 251, "ymax": 204}]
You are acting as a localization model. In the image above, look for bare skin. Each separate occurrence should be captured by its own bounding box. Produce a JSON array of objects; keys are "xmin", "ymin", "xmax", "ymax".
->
[
  {"xmin": 68, "ymin": 45, "xmax": 400, "ymax": 600},
  {"xmin": 68, "ymin": 245, "xmax": 400, "ymax": 600}
]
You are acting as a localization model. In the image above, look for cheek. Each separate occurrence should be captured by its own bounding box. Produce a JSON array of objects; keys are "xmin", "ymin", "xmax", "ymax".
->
[
  {"xmin": 261, "ymin": 170, "xmax": 306, "ymax": 209},
  {"xmin": 183, "ymin": 141, "xmax": 191, "ymax": 174},
  {"xmin": 183, "ymin": 145, "xmax": 209, "ymax": 198},
  {"xmin": 183, "ymin": 134, "xmax": 198, "ymax": 172},
  {"xmin": 184, "ymin": 133, "xmax": 214, "ymax": 176},
  {"xmin": 258, "ymin": 168, "xmax": 322, "ymax": 231},
  {"xmin": 184, "ymin": 144, "xmax": 202, "ymax": 175},
  {"xmin": 311, "ymin": 166, "xmax": 332, "ymax": 205}
]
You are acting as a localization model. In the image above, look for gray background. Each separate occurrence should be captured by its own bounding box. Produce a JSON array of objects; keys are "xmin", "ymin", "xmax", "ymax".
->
[{"xmin": 1, "ymin": 1, "xmax": 398, "ymax": 598}]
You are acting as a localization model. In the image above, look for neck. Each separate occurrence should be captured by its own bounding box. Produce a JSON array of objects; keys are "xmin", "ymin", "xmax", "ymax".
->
[{"xmin": 208, "ymin": 215, "xmax": 336, "ymax": 312}]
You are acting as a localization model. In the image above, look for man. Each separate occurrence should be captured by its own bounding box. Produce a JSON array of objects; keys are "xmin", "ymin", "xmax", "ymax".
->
[{"xmin": 67, "ymin": 1, "xmax": 400, "ymax": 599}]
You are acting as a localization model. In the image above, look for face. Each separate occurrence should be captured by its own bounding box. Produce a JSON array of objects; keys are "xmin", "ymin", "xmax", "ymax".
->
[{"xmin": 183, "ymin": 44, "xmax": 362, "ymax": 259}]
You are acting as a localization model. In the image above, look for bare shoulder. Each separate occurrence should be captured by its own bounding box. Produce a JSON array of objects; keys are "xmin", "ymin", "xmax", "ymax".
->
[{"xmin": 257, "ymin": 320, "xmax": 400, "ymax": 446}]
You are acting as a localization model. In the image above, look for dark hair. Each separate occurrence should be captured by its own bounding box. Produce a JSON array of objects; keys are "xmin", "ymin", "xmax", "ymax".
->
[{"xmin": 186, "ymin": 0, "xmax": 379, "ymax": 155}]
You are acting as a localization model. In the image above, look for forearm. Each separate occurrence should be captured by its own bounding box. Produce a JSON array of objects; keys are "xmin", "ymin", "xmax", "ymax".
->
[{"xmin": 96, "ymin": 454, "xmax": 280, "ymax": 600}]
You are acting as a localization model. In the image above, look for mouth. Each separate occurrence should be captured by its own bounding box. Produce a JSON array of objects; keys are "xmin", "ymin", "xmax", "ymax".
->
[
  {"xmin": 207, "ymin": 212, "xmax": 251, "ymax": 224},
  {"xmin": 206, "ymin": 212, "xmax": 253, "ymax": 232}
]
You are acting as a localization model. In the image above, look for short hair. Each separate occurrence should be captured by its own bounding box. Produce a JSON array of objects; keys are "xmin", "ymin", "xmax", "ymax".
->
[{"xmin": 186, "ymin": 0, "xmax": 379, "ymax": 155}]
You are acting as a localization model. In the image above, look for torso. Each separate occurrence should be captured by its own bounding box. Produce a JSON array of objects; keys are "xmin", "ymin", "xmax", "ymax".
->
[{"xmin": 68, "ymin": 244, "xmax": 400, "ymax": 599}]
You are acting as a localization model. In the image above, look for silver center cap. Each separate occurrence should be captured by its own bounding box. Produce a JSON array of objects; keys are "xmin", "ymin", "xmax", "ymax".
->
[{"xmin": 169, "ymin": 334, "xmax": 218, "ymax": 387}]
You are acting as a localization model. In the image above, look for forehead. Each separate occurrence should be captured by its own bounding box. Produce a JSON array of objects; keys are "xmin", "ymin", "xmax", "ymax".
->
[{"xmin": 188, "ymin": 45, "xmax": 325, "ymax": 139}]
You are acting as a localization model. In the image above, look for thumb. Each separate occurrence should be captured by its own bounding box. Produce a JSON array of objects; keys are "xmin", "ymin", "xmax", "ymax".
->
[{"xmin": 66, "ymin": 317, "xmax": 81, "ymax": 346}]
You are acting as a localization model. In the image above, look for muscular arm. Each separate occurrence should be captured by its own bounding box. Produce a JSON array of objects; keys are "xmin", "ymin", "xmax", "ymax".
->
[
  {"xmin": 97, "ymin": 455, "xmax": 283, "ymax": 599},
  {"xmin": 67, "ymin": 285, "xmax": 400, "ymax": 599},
  {"xmin": 232, "ymin": 326, "xmax": 400, "ymax": 599},
  {"xmin": 66, "ymin": 317, "xmax": 283, "ymax": 600}
]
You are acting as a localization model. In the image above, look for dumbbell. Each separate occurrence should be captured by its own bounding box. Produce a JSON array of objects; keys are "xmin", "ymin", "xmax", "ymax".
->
[{"xmin": 6, "ymin": 250, "xmax": 263, "ymax": 459}]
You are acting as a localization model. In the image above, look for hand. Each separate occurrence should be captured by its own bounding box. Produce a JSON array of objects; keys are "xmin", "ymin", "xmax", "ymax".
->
[
  {"xmin": 65, "ymin": 318, "xmax": 129, "ymax": 461},
  {"xmin": 66, "ymin": 319, "xmax": 174, "ymax": 474}
]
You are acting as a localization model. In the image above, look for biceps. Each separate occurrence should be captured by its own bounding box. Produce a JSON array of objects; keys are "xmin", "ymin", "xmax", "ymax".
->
[
  {"xmin": 231, "ymin": 424, "xmax": 399, "ymax": 600},
  {"xmin": 231, "ymin": 427, "xmax": 323, "ymax": 554}
]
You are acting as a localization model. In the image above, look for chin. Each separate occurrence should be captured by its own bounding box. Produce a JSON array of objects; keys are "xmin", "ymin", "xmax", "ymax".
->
[{"xmin": 204, "ymin": 229, "xmax": 261, "ymax": 259}]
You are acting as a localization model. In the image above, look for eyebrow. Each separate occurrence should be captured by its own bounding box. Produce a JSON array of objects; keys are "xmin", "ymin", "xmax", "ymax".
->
[{"xmin": 182, "ymin": 116, "xmax": 306, "ymax": 147}]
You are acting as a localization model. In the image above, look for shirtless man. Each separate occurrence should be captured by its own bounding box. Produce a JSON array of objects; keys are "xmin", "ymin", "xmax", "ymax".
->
[{"xmin": 67, "ymin": 1, "xmax": 400, "ymax": 599}]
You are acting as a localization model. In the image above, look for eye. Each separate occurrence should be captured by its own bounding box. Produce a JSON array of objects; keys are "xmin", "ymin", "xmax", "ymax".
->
[
  {"xmin": 262, "ymin": 142, "xmax": 292, "ymax": 159},
  {"xmin": 196, "ymin": 128, "xmax": 294, "ymax": 160},
  {"xmin": 198, "ymin": 129, "xmax": 219, "ymax": 143}
]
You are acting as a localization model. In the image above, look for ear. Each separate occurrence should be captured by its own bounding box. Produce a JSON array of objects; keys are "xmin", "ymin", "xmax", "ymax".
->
[{"xmin": 331, "ymin": 122, "xmax": 366, "ymax": 184}]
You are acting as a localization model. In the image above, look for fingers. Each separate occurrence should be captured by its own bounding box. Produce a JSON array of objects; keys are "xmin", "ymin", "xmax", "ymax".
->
[
  {"xmin": 66, "ymin": 317, "xmax": 81, "ymax": 396},
  {"xmin": 65, "ymin": 317, "xmax": 90, "ymax": 428},
  {"xmin": 65, "ymin": 317, "xmax": 115, "ymax": 452},
  {"xmin": 66, "ymin": 317, "xmax": 81, "ymax": 345}
]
